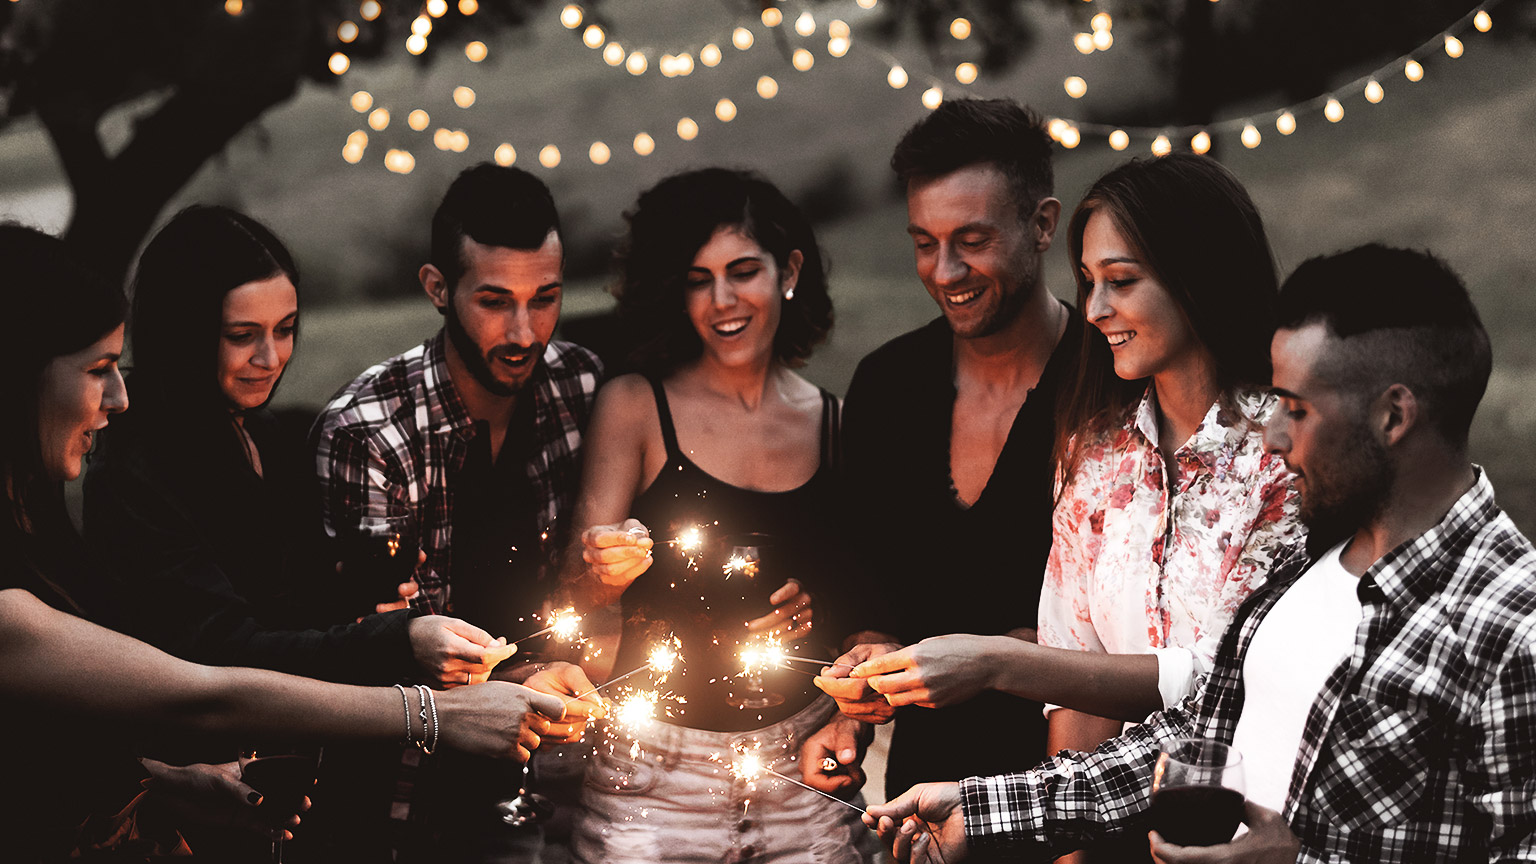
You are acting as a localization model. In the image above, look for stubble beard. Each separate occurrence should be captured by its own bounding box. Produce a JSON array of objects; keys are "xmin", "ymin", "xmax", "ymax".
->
[
  {"xmin": 1298, "ymin": 422, "xmax": 1395, "ymax": 544},
  {"xmin": 443, "ymin": 296, "xmax": 537, "ymax": 398}
]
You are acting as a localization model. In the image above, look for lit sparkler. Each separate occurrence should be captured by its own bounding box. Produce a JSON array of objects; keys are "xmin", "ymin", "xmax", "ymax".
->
[
  {"xmin": 611, "ymin": 689, "xmax": 659, "ymax": 730},
  {"xmin": 722, "ymin": 554, "xmax": 759, "ymax": 578},
  {"xmin": 570, "ymin": 635, "xmax": 684, "ymax": 701},
  {"xmin": 665, "ymin": 523, "xmax": 713, "ymax": 571},
  {"xmin": 512, "ymin": 606, "xmax": 583, "ymax": 645}
]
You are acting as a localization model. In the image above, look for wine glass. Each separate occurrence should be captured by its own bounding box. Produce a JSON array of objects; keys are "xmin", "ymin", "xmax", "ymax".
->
[
  {"xmin": 343, "ymin": 516, "xmax": 421, "ymax": 612},
  {"xmin": 495, "ymin": 759, "xmax": 554, "ymax": 828},
  {"xmin": 1148, "ymin": 738, "xmax": 1246, "ymax": 847},
  {"xmin": 239, "ymin": 748, "xmax": 320, "ymax": 863},
  {"xmin": 722, "ymin": 537, "xmax": 784, "ymax": 709}
]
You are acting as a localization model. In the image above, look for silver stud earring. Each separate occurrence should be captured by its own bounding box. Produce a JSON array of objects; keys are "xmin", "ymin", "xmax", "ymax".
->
[{"xmin": 784, "ymin": 287, "xmax": 795, "ymax": 300}]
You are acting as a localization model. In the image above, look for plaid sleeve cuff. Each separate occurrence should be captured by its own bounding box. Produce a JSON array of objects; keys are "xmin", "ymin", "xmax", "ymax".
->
[{"xmin": 961, "ymin": 773, "xmax": 1043, "ymax": 850}]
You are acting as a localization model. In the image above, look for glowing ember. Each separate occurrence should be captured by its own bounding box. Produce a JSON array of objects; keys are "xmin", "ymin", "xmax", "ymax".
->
[{"xmin": 613, "ymin": 690, "xmax": 659, "ymax": 729}]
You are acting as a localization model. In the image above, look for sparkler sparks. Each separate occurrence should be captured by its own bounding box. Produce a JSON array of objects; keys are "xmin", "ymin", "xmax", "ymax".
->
[
  {"xmin": 722, "ymin": 554, "xmax": 759, "ymax": 578},
  {"xmin": 739, "ymin": 641, "xmax": 788, "ymax": 675},
  {"xmin": 512, "ymin": 606, "xmax": 584, "ymax": 644},
  {"xmin": 647, "ymin": 639, "xmax": 680, "ymax": 676},
  {"xmin": 612, "ymin": 689, "xmax": 659, "ymax": 730}
]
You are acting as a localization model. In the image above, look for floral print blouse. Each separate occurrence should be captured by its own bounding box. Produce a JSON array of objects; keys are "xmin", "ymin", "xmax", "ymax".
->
[{"xmin": 1038, "ymin": 385, "xmax": 1302, "ymax": 710}]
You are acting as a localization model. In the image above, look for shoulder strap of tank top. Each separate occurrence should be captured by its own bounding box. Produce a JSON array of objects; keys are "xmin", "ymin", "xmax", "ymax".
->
[
  {"xmin": 818, "ymin": 388, "xmax": 841, "ymax": 473},
  {"xmin": 647, "ymin": 375, "xmax": 683, "ymax": 459}
]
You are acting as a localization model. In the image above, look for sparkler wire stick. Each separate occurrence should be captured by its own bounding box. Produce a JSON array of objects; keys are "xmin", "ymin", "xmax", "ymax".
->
[
  {"xmin": 511, "ymin": 625, "xmax": 556, "ymax": 644},
  {"xmin": 569, "ymin": 664, "xmax": 649, "ymax": 702},
  {"xmin": 761, "ymin": 768, "xmax": 949, "ymax": 864}
]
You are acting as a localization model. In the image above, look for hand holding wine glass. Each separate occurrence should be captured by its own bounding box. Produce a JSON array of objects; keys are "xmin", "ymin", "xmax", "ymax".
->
[{"xmin": 1147, "ymin": 738, "xmax": 1246, "ymax": 848}]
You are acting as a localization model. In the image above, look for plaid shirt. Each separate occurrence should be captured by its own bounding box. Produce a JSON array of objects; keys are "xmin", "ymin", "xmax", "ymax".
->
[
  {"xmin": 313, "ymin": 331, "xmax": 601, "ymax": 614},
  {"xmin": 962, "ymin": 468, "xmax": 1536, "ymax": 862}
]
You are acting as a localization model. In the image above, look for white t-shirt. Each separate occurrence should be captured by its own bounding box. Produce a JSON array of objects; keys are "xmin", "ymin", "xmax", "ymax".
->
[{"xmin": 1229, "ymin": 541, "xmax": 1363, "ymax": 813}]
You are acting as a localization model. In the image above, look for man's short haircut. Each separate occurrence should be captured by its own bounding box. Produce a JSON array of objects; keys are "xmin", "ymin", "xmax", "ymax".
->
[
  {"xmin": 431, "ymin": 162, "xmax": 561, "ymax": 288},
  {"xmin": 1278, "ymin": 244, "xmax": 1491, "ymax": 450},
  {"xmin": 890, "ymin": 98, "xmax": 1054, "ymax": 222}
]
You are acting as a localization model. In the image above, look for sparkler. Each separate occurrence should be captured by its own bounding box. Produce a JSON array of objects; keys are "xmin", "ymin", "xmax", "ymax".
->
[
  {"xmin": 512, "ymin": 606, "xmax": 583, "ymax": 645},
  {"xmin": 569, "ymin": 635, "xmax": 682, "ymax": 701},
  {"xmin": 722, "ymin": 554, "xmax": 758, "ymax": 578},
  {"xmin": 611, "ymin": 689, "xmax": 659, "ymax": 730}
]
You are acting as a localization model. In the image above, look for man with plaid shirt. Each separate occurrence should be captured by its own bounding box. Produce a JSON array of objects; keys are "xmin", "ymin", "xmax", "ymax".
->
[{"xmin": 867, "ymin": 245, "xmax": 1536, "ymax": 863}]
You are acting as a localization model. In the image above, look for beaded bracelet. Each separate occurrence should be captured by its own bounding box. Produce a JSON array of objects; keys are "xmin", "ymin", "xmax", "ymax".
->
[
  {"xmin": 392, "ymin": 684, "xmax": 416, "ymax": 746},
  {"xmin": 414, "ymin": 684, "xmax": 440, "ymax": 755}
]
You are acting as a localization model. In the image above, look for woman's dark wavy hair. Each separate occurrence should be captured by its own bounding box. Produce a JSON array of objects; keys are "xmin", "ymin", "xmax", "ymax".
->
[
  {"xmin": 615, "ymin": 168, "xmax": 832, "ymax": 375},
  {"xmin": 0, "ymin": 224, "xmax": 127, "ymax": 536},
  {"xmin": 1056, "ymin": 153, "xmax": 1279, "ymax": 486}
]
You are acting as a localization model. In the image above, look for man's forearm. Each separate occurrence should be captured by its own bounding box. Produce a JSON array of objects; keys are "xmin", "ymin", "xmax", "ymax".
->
[{"xmin": 986, "ymin": 640, "xmax": 1162, "ymax": 722}]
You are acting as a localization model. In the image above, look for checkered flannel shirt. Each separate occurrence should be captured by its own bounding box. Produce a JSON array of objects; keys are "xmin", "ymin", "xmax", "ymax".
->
[
  {"xmin": 962, "ymin": 468, "xmax": 1536, "ymax": 862},
  {"xmin": 313, "ymin": 331, "xmax": 601, "ymax": 614}
]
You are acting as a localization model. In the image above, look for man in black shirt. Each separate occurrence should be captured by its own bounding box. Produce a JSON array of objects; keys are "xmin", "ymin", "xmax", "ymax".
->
[{"xmin": 811, "ymin": 99, "xmax": 1079, "ymax": 800}]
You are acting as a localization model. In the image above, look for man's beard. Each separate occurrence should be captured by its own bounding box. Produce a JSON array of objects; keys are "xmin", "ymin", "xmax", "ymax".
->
[
  {"xmin": 444, "ymin": 300, "xmax": 541, "ymax": 398},
  {"xmin": 1299, "ymin": 421, "xmax": 1395, "ymax": 551}
]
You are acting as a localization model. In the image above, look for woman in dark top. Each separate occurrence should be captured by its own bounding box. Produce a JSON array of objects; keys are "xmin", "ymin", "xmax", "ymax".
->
[
  {"xmin": 84, "ymin": 206, "xmax": 505, "ymax": 687},
  {"xmin": 0, "ymin": 225, "xmax": 571, "ymax": 863},
  {"xmin": 559, "ymin": 169, "xmax": 876, "ymax": 863}
]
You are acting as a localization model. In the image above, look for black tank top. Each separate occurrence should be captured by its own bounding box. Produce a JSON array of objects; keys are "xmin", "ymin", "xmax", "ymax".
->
[{"xmin": 614, "ymin": 376, "xmax": 841, "ymax": 732}]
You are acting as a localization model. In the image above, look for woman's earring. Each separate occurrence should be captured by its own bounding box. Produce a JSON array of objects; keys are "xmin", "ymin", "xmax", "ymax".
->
[{"xmin": 784, "ymin": 287, "xmax": 795, "ymax": 301}]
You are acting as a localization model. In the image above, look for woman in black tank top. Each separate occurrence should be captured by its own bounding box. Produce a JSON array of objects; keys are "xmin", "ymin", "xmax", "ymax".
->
[{"xmin": 561, "ymin": 170, "xmax": 877, "ymax": 863}]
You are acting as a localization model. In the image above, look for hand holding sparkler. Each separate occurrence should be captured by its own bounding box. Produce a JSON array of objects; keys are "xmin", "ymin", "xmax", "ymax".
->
[
  {"xmin": 852, "ymin": 634, "xmax": 1007, "ymax": 710},
  {"xmin": 799, "ymin": 713, "xmax": 872, "ymax": 796},
  {"xmin": 522, "ymin": 662, "xmax": 606, "ymax": 742},
  {"xmin": 865, "ymin": 782, "xmax": 966, "ymax": 864},
  {"xmin": 814, "ymin": 641, "xmax": 901, "ymax": 724},
  {"xmin": 408, "ymin": 615, "xmax": 516, "ymax": 688},
  {"xmin": 581, "ymin": 519, "xmax": 654, "ymax": 588},
  {"xmin": 569, "ymin": 636, "xmax": 683, "ymax": 702}
]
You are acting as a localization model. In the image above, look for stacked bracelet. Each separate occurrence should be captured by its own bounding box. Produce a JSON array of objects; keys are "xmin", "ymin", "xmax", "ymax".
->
[
  {"xmin": 393, "ymin": 684, "xmax": 414, "ymax": 746},
  {"xmin": 414, "ymin": 684, "xmax": 440, "ymax": 755}
]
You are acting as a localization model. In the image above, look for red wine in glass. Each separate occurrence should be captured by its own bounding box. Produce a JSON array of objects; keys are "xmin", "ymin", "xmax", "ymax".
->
[
  {"xmin": 1149, "ymin": 738, "xmax": 1245, "ymax": 847},
  {"xmin": 241, "ymin": 752, "xmax": 318, "ymax": 863}
]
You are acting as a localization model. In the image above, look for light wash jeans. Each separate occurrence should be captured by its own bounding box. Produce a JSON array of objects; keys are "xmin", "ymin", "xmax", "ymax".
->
[{"xmin": 570, "ymin": 697, "xmax": 881, "ymax": 863}]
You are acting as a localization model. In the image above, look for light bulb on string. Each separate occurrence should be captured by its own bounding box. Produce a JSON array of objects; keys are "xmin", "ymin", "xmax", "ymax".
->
[
  {"xmin": 795, "ymin": 11, "xmax": 815, "ymax": 36},
  {"xmin": 626, "ymin": 51, "xmax": 647, "ymax": 75},
  {"xmin": 342, "ymin": 143, "xmax": 364, "ymax": 164},
  {"xmin": 1191, "ymin": 130, "xmax": 1211, "ymax": 154},
  {"xmin": 676, "ymin": 117, "xmax": 699, "ymax": 141},
  {"xmin": 1324, "ymin": 98, "xmax": 1344, "ymax": 122},
  {"xmin": 338, "ymin": 21, "xmax": 359, "ymax": 43},
  {"xmin": 715, "ymin": 98, "xmax": 738, "ymax": 122},
  {"xmin": 465, "ymin": 41, "xmax": 488, "ymax": 61},
  {"xmin": 453, "ymin": 86, "xmax": 475, "ymax": 108},
  {"xmin": 829, "ymin": 19, "xmax": 850, "ymax": 39},
  {"xmin": 633, "ymin": 132, "xmax": 655, "ymax": 155},
  {"xmin": 828, "ymin": 36, "xmax": 850, "ymax": 57},
  {"xmin": 1064, "ymin": 76, "xmax": 1087, "ymax": 99},
  {"xmin": 494, "ymin": 143, "xmax": 515, "ymax": 166},
  {"xmin": 1276, "ymin": 111, "xmax": 1297, "ymax": 135},
  {"xmin": 733, "ymin": 27, "xmax": 754, "ymax": 50},
  {"xmin": 922, "ymin": 86, "xmax": 943, "ymax": 109},
  {"xmin": 408, "ymin": 109, "xmax": 430, "ymax": 131},
  {"xmin": 678, "ymin": 52, "xmax": 695, "ymax": 75},
  {"xmin": 539, "ymin": 145, "xmax": 561, "ymax": 168},
  {"xmin": 1092, "ymin": 29, "xmax": 1113, "ymax": 50},
  {"xmin": 583, "ymin": 25, "xmax": 605, "ymax": 48},
  {"xmin": 1240, "ymin": 124, "xmax": 1261, "ymax": 148},
  {"xmin": 604, "ymin": 43, "xmax": 624, "ymax": 66},
  {"xmin": 1151, "ymin": 134, "xmax": 1171, "ymax": 156},
  {"xmin": 350, "ymin": 91, "xmax": 373, "ymax": 113},
  {"xmin": 761, "ymin": 7, "xmax": 782, "ymax": 27},
  {"xmin": 1364, "ymin": 80, "xmax": 1384, "ymax": 103},
  {"xmin": 560, "ymin": 4, "xmax": 582, "ymax": 28},
  {"xmin": 451, "ymin": 131, "xmax": 469, "ymax": 153},
  {"xmin": 1059, "ymin": 126, "xmax": 1081, "ymax": 148},
  {"xmin": 347, "ymin": 130, "xmax": 368, "ymax": 147},
  {"xmin": 701, "ymin": 44, "xmax": 722, "ymax": 66},
  {"xmin": 412, "ymin": 16, "xmax": 432, "ymax": 36},
  {"xmin": 359, "ymin": 0, "xmax": 380, "ymax": 21},
  {"xmin": 1075, "ymin": 33, "xmax": 1095, "ymax": 54},
  {"xmin": 792, "ymin": 49, "xmax": 814, "ymax": 71},
  {"xmin": 225, "ymin": 0, "xmax": 243, "ymax": 15},
  {"xmin": 1474, "ymin": 10, "xmax": 1491, "ymax": 32},
  {"xmin": 1047, "ymin": 118, "xmax": 1068, "ymax": 141},
  {"xmin": 589, "ymin": 142, "xmax": 611, "ymax": 165},
  {"xmin": 887, "ymin": 65, "xmax": 908, "ymax": 89},
  {"xmin": 660, "ymin": 54, "xmax": 677, "ymax": 77},
  {"xmin": 385, "ymin": 149, "xmax": 415, "ymax": 174},
  {"xmin": 955, "ymin": 62, "xmax": 978, "ymax": 84},
  {"xmin": 1091, "ymin": 12, "xmax": 1112, "ymax": 31},
  {"xmin": 950, "ymin": 17, "xmax": 972, "ymax": 39},
  {"xmin": 368, "ymin": 107, "xmax": 389, "ymax": 130},
  {"xmin": 458, "ymin": 0, "xmax": 478, "ymax": 14},
  {"xmin": 1404, "ymin": 59, "xmax": 1424, "ymax": 82},
  {"xmin": 1109, "ymin": 129, "xmax": 1129, "ymax": 150},
  {"xmin": 426, "ymin": 0, "xmax": 447, "ymax": 17},
  {"xmin": 329, "ymin": 52, "xmax": 351, "ymax": 75},
  {"xmin": 406, "ymin": 34, "xmax": 427, "ymax": 55},
  {"xmin": 857, "ymin": 0, "xmax": 876, "ymax": 8},
  {"xmin": 433, "ymin": 128, "xmax": 453, "ymax": 150},
  {"xmin": 757, "ymin": 75, "xmax": 779, "ymax": 99},
  {"xmin": 1444, "ymin": 35, "xmax": 1464, "ymax": 58}
]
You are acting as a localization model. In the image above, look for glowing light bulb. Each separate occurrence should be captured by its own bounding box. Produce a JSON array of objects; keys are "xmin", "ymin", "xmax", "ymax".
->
[
  {"xmin": 659, "ymin": 54, "xmax": 678, "ymax": 77},
  {"xmin": 950, "ymin": 17, "xmax": 972, "ymax": 39},
  {"xmin": 1109, "ymin": 129, "xmax": 1130, "ymax": 150},
  {"xmin": 1404, "ymin": 59, "xmax": 1424, "ymax": 82},
  {"xmin": 701, "ymin": 44, "xmax": 722, "ymax": 66},
  {"xmin": 408, "ymin": 109, "xmax": 430, "ymax": 130},
  {"xmin": 1240, "ymin": 124, "xmax": 1261, "ymax": 148},
  {"xmin": 338, "ymin": 21, "xmax": 359, "ymax": 42},
  {"xmin": 452, "ymin": 86, "xmax": 475, "ymax": 108},
  {"xmin": 451, "ymin": 131, "xmax": 469, "ymax": 153},
  {"xmin": 829, "ymin": 19, "xmax": 850, "ymax": 39},
  {"xmin": 1092, "ymin": 29, "xmax": 1113, "ymax": 50},
  {"xmin": 589, "ymin": 142, "xmax": 610, "ymax": 165},
  {"xmin": 1059, "ymin": 126, "xmax": 1081, "ymax": 148},
  {"xmin": 1091, "ymin": 12, "xmax": 1112, "ymax": 30},
  {"xmin": 406, "ymin": 33, "xmax": 427, "ymax": 54},
  {"xmin": 329, "ymin": 52, "xmax": 351, "ymax": 75},
  {"xmin": 1064, "ymin": 76, "xmax": 1087, "ymax": 98},
  {"xmin": 1324, "ymin": 98, "xmax": 1344, "ymax": 122},
  {"xmin": 493, "ymin": 143, "xmax": 515, "ymax": 166},
  {"xmin": 795, "ymin": 11, "xmax": 815, "ymax": 36},
  {"xmin": 342, "ymin": 143, "xmax": 364, "ymax": 164},
  {"xmin": 1191, "ymin": 130, "xmax": 1211, "ymax": 154},
  {"xmin": 922, "ymin": 86, "xmax": 943, "ymax": 109},
  {"xmin": 1364, "ymin": 79, "xmax": 1384, "ymax": 103},
  {"xmin": 756, "ymin": 75, "xmax": 778, "ymax": 99},
  {"xmin": 539, "ymin": 145, "xmax": 561, "ymax": 168},
  {"xmin": 368, "ymin": 107, "xmax": 389, "ymax": 130},
  {"xmin": 955, "ymin": 62, "xmax": 978, "ymax": 84},
  {"xmin": 225, "ymin": 0, "xmax": 243, "ymax": 15},
  {"xmin": 1276, "ymin": 111, "xmax": 1297, "ymax": 135},
  {"xmin": 626, "ymin": 51, "xmax": 647, "ymax": 75},
  {"xmin": 411, "ymin": 15, "xmax": 432, "ymax": 36},
  {"xmin": 733, "ymin": 27, "xmax": 754, "ymax": 50},
  {"xmin": 426, "ymin": 0, "xmax": 447, "ymax": 17},
  {"xmin": 347, "ymin": 130, "xmax": 368, "ymax": 147},
  {"xmin": 350, "ymin": 91, "xmax": 373, "ymax": 112},
  {"xmin": 465, "ymin": 41, "xmax": 487, "ymax": 61},
  {"xmin": 761, "ymin": 7, "xmax": 782, "ymax": 27},
  {"xmin": 1047, "ymin": 118, "xmax": 1068, "ymax": 140},
  {"xmin": 560, "ymin": 4, "xmax": 582, "ymax": 28},
  {"xmin": 887, "ymin": 65, "xmax": 908, "ymax": 89},
  {"xmin": 676, "ymin": 117, "xmax": 699, "ymax": 141},
  {"xmin": 1151, "ymin": 134, "xmax": 1171, "ymax": 156},
  {"xmin": 1444, "ymin": 35, "xmax": 1464, "ymax": 58},
  {"xmin": 1075, "ymin": 33, "xmax": 1095, "ymax": 54},
  {"xmin": 433, "ymin": 128, "xmax": 453, "ymax": 150},
  {"xmin": 792, "ymin": 48, "xmax": 813, "ymax": 70},
  {"xmin": 384, "ymin": 149, "xmax": 415, "ymax": 174},
  {"xmin": 1474, "ymin": 10, "xmax": 1491, "ymax": 32},
  {"xmin": 458, "ymin": 0, "xmax": 478, "ymax": 14},
  {"xmin": 603, "ymin": 42, "xmax": 624, "ymax": 65},
  {"xmin": 359, "ymin": 0, "xmax": 380, "ymax": 21},
  {"xmin": 856, "ymin": 0, "xmax": 876, "ymax": 8},
  {"xmin": 678, "ymin": 52, "xmax": 696, "ymax": 75},
  {"xmin": 583, "ymin": 25, "xmax": 604, "ymax": 48},
  {"xmin": 633, "ymin": 132, "xmax": 655, "ymax": 155},
  {"xmin": 828, "ymin": 36, "xmax": 850, "ymax": 57},
  {"xmin": 715, "ymin": 98, "xmax": 738, "ymax": 122}
]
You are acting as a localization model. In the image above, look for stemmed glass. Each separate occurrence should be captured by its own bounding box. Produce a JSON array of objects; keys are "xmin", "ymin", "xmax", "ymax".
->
[
  {"xmin": 1148, "ymin": 738, "xmax": 1246, "ymax": 847},
  {"xmin": 239, "ymin": 748, "xmax": 320, "ymax": 863},
  {"xmin": 344, "ymin": 516, "xmax": 421, "ymax": 613},
  {"xmin": 496, "ymin": 759, "xmax": 554, "ymax": 828},
  {"xmin": 724, "ymin": 537, "xmax": 784, "ymax": 709}
]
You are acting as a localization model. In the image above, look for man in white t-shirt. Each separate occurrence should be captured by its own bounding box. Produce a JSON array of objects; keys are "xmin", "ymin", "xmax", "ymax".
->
[{"xmin": 864, "ymin": 244, "xmax": 1536, "ymax": 864}]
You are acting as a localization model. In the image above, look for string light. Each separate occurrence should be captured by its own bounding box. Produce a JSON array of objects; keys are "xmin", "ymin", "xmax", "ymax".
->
[
  {"xmin": 426, "ymin": 0, "xmax": 447, "ymax": 17},
  {"xmin": 411, "ymin": 16, "xmax": 432, "ymax": 36},
  {"xmin": 1064, "ymin": 76, "xmax": 1087, "ymax": 98},
  {"xmin": 338, "ymin": 21, "xmax": 359, "ymax": 43},
  {"xmin": 757, "ymin": 75, "xmax": 779, "ymax": 98},
  {"xmin": 350, "ymin": 91, "xmax": 373, "ymax": 113},
  {"xmin": 792, "ymin": 49, "xmax": 814, "ymax": 71},
  {"xmin": 733, "ymin": 27, "xmax": 754, "ymax": 50},
  {"xmin": 1405, "ymin": 59, "xmax": 1424, "ymax": 81},
  {"xmin": 384, "ymin": 149, "xmax": 415, "ymax": 174},
  {"xmin": 583, "ymin": 25, "xmax": 605, "ymax": 48},
  {"xmin": 406, "ymin": 34, "xmax": 427, "ymax": 54},
  {"xmin": 1241, "ymin": 123, "xmax": 1262, "ymax": 148},
  {"xmin": 224, "ymin": 0, "xmax": 243, "ymax": 15},
  {"xmin": 408, "ymin": 109, "xmax": 430, "ymax": 131},
  {"xmin": 539, "ymin": 145, "xmax": 561, "ymax": 168},
  {"xmin": 347, "ymin": 130, "xmax": 368, "ymax": 148},
  {"xmin": 368, "ymin": 107, "xmax": 389, "ymax": 130},
  {"xmin": 453, "ymin": 86, "xmax": 475, "ymax": 108},
  {"xmin": 701, "ymin": 44, "xmax": 722, "ymax": 66},
  {"xmin": 1109, "ymin": 129, "xmax": 1130, "ymax": 150},
  {"xmin": 715, "ymin": 98, "xmax": 738, "ymax": 122},
  {"xmin": 458, "ymin": 0, "xmax": 478, "ymax": 14},
  {"xmin": 603, "ymin": 43, "xmax": 624, "ymax": 65},
  {"xmin": 633, "ymin": 132, "xmax": 655, "ymax": 155},
  {"xmin": 950, "ymin": 17, "xmax": 972, "ymax": 39},
  {"xmin": 465, "ymin": 41, "xmax": 488, "ymax": 62},
  {"xmin": 329, "ymin": 52, "xmax": 351, "ymax": 75},
  {"xmin": 761, "ymin": 7, "xmax": 783, "ymax": 27},
  {"xmin": 1191, "ymin": 130, "xmax": 1211, "ymax": 153},
  {"xmin": 343, "ymin": 142, "xmax": 365, "ymax": 163},
  {"xmin": 626, "ymin": 51, "xmax": 647, "ymax": 75},
  {"xmin": 560, "ymin": 4, "xmax": 583, "ymax": 28},
  {"xmin": 829, "ymin": 19, "xmax": 850, "ymax": 39},
  {"xmin": 1059, "ymin": 125, "xmax": 1081, "ymax": 148},
  {"xmin": 955, "ymin": 62, "xmax": 978, "ymax": 84},
  {"xmin": 589, "ymin": 141, "xmax": 611, "ymax": 165},
  {"xmin": 495, "ymin": 143, "xmax": 516, "ymax": 166},
  {"xmin": 676, "ymin": 117, "xmax": 699, "ymax": 140},
  {"xmin": 795, "ymin": 11, "xmax": 816, "ymax": 36},
  {"xmin": 1047, "ymin": 118, "xmax": 1068, "ymax": 141},
  {"xmin": 1474, "ymin": 10, "xmax": 1492, "ymax": 31},
  {"xmin": 1276, "ymin": 111, "xmax": 1297, "ymax": 134},
  {"xmin": 856, "ymin": 0, "xmax": 876, "ymax": 8},
  {"xmin": 359, "ymin": 0, "xmax": 380, "ymax": 21},
  {"xmin": 1151, "ymin": 134, "xmax": 1172, "ymax": 155},
  {"xmin": 1075, "ymin": 33, "xmax": 1095, "ymax": 54},
  {"xmin": 1444, "ymin": 35, "xmax": 1464, "ymax": 57},
  {"xmin": 829, "ymin": 36, "xmax": 851, "ymax": 57},
  {"xmin": 1364, "ymin": 79, "xmax": 1385, "ymax": 103},
  {"xmin": 1324, "ymin": 98, "xmax": 1345, "ymax": 122},
  {"xmin": 887, "ymin": 65, "xmax": 909, "ymax": 89},
  {"xmin": 1093, "ymin": 29, "xmax": 1113, "ymax": 50},
  {"xmin": 1092, "ymin": 12, "xmax": 1113, "ymax": 31},
  {"xmin": 922, "ymin": 86, "xmax": 943, "ymax": 109}
]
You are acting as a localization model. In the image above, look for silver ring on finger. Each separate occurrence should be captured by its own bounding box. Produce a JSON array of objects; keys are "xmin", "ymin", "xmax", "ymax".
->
[{"xmin": 466, "ymin": 670, "xmax": 472, "ymax": 686}]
